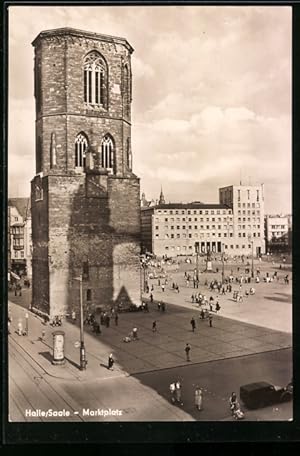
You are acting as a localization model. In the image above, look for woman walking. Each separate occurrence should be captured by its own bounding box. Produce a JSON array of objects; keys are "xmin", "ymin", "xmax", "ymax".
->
[{"xmin": 195, "ymin": 386, "xmax": 203, "ymax": 411}]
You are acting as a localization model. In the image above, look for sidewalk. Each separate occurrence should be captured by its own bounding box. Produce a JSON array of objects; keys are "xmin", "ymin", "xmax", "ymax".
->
[{"xmin": 9, "ymin": 290, "xmax": 292, "ymax": 379}]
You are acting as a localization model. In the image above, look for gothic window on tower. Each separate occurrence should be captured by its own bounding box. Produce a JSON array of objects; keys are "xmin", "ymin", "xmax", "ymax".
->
[
  {"xmin": 75, "ymin": 132, "xmax": 88, "ymax": 169},
  {"xmin": 83, "ymin": 51, "xmax": 108, "ymax": 108},
  {"xmin": 101, "ymin": 135, "xmax": 115, "ymax": 174},
  {"xmin": 126, "ymin": 137, "xmax": 132, "ymax": 170},
  {"xmin": 123, "ymin": 64, "xmax": 130, "ymax": 117}
]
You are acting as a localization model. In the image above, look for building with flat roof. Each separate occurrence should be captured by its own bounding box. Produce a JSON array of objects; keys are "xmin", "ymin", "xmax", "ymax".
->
[
  {"xmin": 265, "ymin": 214, "xmax": 291, "ymax": 252},
  {"xmin": 141, "ymin": 184, "xmax": 265, "ymax": 258}
]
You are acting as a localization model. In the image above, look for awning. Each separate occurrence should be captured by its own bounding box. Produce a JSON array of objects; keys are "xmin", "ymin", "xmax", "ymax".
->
[{"xmin": 10, "ymin": 271, "xmax": 21, "ymax": 280}]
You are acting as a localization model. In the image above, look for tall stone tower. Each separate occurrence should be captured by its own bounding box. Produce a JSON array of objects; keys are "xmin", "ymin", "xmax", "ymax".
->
[{"xmin": 31, "ymin": 28, "xmax": 141, "ymax": 318}]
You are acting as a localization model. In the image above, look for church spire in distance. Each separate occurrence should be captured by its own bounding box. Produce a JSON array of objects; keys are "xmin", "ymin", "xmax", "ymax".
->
[{"xmin": 159, "ymin": 186, "xmax": 165, "ymax": 205}]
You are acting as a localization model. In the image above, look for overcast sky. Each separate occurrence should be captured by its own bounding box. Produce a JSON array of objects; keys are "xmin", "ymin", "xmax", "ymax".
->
[{"xmin": 8, "ymin": 5, "xmax": 291, "ymax": 214}]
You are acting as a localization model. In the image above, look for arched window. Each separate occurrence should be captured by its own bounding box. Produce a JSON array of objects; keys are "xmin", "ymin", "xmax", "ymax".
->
[
  {"xmin": 101, "ymin": 135, "xmax": 115, "ymax": 174},
  {"xmin": 83, "ymin": 51, "xmax": 107, "ymax": 107},
  {"xmin": 123, "ymin": 65, "xmax": 130, "ymax": 117},
  {"xmin": 75, "ymin": 132, "xmax": 88, "ymax": 168},
  {"xmin": 126, "ymin": 137, "xmax": 132, "ymax": 170}
]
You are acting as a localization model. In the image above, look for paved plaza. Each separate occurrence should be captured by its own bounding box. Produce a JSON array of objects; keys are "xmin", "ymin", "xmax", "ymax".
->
[{"xmin": 8, "ymin": 256, "xmax": 293, "ymax": 421}]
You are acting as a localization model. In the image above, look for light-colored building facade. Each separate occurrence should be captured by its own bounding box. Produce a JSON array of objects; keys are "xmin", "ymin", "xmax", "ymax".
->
[
  {"xmin": 219, "ymin": 184, "xmax": 265, "ymax": 257},
  {"xmin": 141, "ymin": 184, "xmax": 266, "ymax": 258},
  {"xmin": 141, "ymin": 203, "xmax": 234, "ymax": 257},
  {"xmin": 265, "ymin": 214, "xmax": 290, "ymax": 252},
  {"xmin": 8, "ymin": 198, "xmax": 32, "ymax": 277}
]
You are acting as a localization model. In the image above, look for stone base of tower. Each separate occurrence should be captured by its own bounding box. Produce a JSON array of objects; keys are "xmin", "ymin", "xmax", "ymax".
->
[{"xmin": 31, "ymin": 172, "xmax": 141, "ymax": 318}]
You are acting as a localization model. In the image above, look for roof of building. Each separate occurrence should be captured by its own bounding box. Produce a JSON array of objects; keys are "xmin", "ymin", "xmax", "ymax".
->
[
  {"xmin": 8, "ymin": 197, "xmax": 30, "ymax": 220},
  {"xmin": 141, "ymin": 202, "xmax": 231, "ymax": 211},
  {"xmin": 32, "ymin": 27, "xmax": 134, "ymax": 53}
]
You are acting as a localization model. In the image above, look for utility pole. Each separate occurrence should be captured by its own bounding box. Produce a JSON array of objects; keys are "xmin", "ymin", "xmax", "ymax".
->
[
  {"xmin": 221, "ymin": 245, "xmax": 225, "ymax": 284},
  {"xmin": 79, "ymin": 274, "xmax": 87, "ymax": 370},
  {"xmin": 74, "ymin": 274, "xmax": 87, "ymax": 370},
  {"xmin": 195, "ymin": 242, "xmax": 199, "ymax": 282}
]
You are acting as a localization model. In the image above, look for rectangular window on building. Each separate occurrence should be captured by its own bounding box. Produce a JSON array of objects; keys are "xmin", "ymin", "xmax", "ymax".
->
[
  {"xmin": 175, "ymin": 211, "xmax": 178, "ymax": 214},
  {"xmin": 189, "ymin": 234, "xmax": 192, "ymax": 238},
  {"xmin": 177, "ymin": 234, "xmax": 180, "ymax": 238},
  {"xmin": 253, "ymin": 233, "xmax": 256, "ymax": 237},
  {"xmin": 238, "ymin": 233, "xmax": 241, "ymax": 237},
  {"xmin": 217, "ymin": 210, "xmax": 220, "ymax": 214},
  {"xmin": 243, "ymin": 233, "xmax": 246, "ymax": 237},
  {"xmin": 155, "ymin": 226, "xmax": 159, "ymax": 230},
  {"xmin": 230, "ymin": 245, "xmax": 234, "ymax": 249},
  {"xmin": 82, "ymin": 261, "xmax": 89, "ymax": 280},
  {"xmin": 165, "ymin": 246, "xmax": 169, "ymax": 250},
  {"xmin": 238, "ymin": 211, "xmax": 241, "ymax": 215},
  {"xmin": 20, "ymin": 251, "xmax": 24, "ymax": 258},
  {"xmin": 256, "ymin": 190, "xmax": 259, "ymax": 201},
  {"xmin": 189, "ymin": 225, "xmax": 192, "ymax": 229},
  {"xmin": 194, "ymin": 218, "xmax": 197, "ymax": 221},
  {"xmin": 15, "ymin": 251, "xmax": 18, "ymax": 258},
  {"xmin": 194, "ymin": 210, "xmax": 197, "ymax": 214},
  {"xmin": 247, "ymin": 203, "xmax": 250, "ymax": 207},
  {"xmin": 238, "ymin": 190, "xmax": 241, "ymax": 201},
  {"xmin": 224, "ymin": 233, "xmax": 227, "ymax": 237},
  {"xmin": 182, "ymin": 225, "xmax": 186, "ymax": 229},
  {"xmin": 252, "ymin": 203, "xmax": 255, "ymax": 208},
  {"xmin": 257, "ymin": 233, "xmax": 260, "ymax": 237},
  {"xmin": 171, "ymin": 234, "xmax": 174, "ymax": 238},
  {"xmin": 258, "ymin": 225, "xmax": 260, "ymax": 229},
  {"xmin": 194, "ymin": 225, "xmax": 198, "ymax": 229},
  {"xmin": 242, "ymin": 245, "xmax": 245, "ymax": 249},
  {"xmin": 170, "ymin": 218, "xmax": 174, "ymax": 222},
  {"xmin": 165, "ymin": 218, "xmax": 168, "ymax": 222},
  {"xmin": 230, "ymin": 233, "xmax": 233, "ymax": 237},
  {"xmin": 212, "ymin": 218, "xmax": 215, "ymax": 222},
  {"xmin": 177, "ymin": 226, "xmax": 180, "ymax": 230},
  {"xmin": 182, "ymin": 218, "xmax": 186, "ymax": 221},
  {"xmin": 181, "ymin": 210, "xmax": 185, "ymax": 214},
  {"xmin": 243, "ymin": 203, "xmax": 246, "ymax": 208},
  {"xmin": 188, "ymin": 218, "xmax": 192, "ymax": 221},
  {"xmin": 236, "ymin": 245, "xmax": 239, "ymax": 248},
  {"xmin": 200, "ymin": 225, "xmax": 204, "ymax": 229},
  {"xmin": 171, "ymin": 226, "xmax": 174, "ymax": 230},
  {"xmin": 87, "ymin": 289, "xmax": 92, "ymax": 301},
  {"xmin": 206, "ymin": 226, "xmax": 209, "ymax": 229},
  {"xmin": 218, "ymin": 233, "xmax": 221, "ymax": 237},
  {"xmin": 205, "ymin": 210, "xmax": 208, "ymax": 215},
  {"xmin": 187, "ymin": 210, "xmax": 191, "ymax": 214},
  {"xmin": 170, "ymin": 211, "xmax": 173, "ymax": 214},
  {"xmin": 155, "ymin": 234, "xmax": 159, "ymax": 238}
]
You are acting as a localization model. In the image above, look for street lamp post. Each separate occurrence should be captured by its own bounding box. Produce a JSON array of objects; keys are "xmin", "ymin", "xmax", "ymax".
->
[
  {"xmin": 79, "ymin": 275, "xmax": 87, "ymax": 370},
  {"xmin": 221, "ymin": 245, "xmax": 225, "ymax": 284},
  {"xmin": 195, "ymin": 242, "xmax": 199, "ymax": 283},
  {"xmin": 248, "ymin": 234, "xmax": 254, "ymax": 278},
  {"xmin": 74, "ymin": 274, "xmax": 87, "ymax": 370}
]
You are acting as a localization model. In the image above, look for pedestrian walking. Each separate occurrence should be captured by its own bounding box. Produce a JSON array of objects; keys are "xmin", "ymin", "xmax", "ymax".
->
[
  {"xmin": 157, "ymin": 301, "xmax": 161, "ymax": 311},
  {"xmin": 108, "ymin": 353, "xmax": 114, "ymax": 370},
  {"xmin": 150, "ymin": 293, "xmax": 153, "ymax": 303},
  {"xmin": 71, "ymin": 310, "xmax": 76, "ymax": 321},
  {"xmin": 161, "ymin": 284, "xmax": 165, "ymax": 292},
  {"xmin": 195, "ymin": 386, "xmax": 203, "ymax": 411},
  {"xmin": 115, "ymin": 313, "xmax": 119, "ymax": 326},
  {"xmin": 208, "ymin": 313, "xmax": 213, "ymax": 327},
  {"xmin": 190, "ymin": 317, "xmax": 196, "ymax": 332},
  {"xmin": 106, "ymin": 315, "xmax": 110, "ymax": 328},
  {"xmin": 170, "ymin": 381, "xmax": 176, "ymax": 403},
  {"xmin": 191, "ymin": 294, "xmax": 195, "ymax": 303},
  {"xmin": 152, "ymin": 320, "xmax": 157, "ymax": 332},
  {"xmin": 175, "ymin": 380, "xmax": 183, "ymax": 405},
  {"xmin": 161, "ymin": 302, "xmax": 166, "ymax": 312},
  {"xmin": 132, "ymin": 327, "xmax": 138, "ymax": 340},
  {"xmin": 185, "ymin": 343, "xmax": 191, "ymax": 361}
]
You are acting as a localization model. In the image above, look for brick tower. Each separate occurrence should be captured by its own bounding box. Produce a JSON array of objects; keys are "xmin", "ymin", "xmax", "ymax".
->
[{"xmin": 31, "ymin": 28, "xmax": 141, "ymax": 318}]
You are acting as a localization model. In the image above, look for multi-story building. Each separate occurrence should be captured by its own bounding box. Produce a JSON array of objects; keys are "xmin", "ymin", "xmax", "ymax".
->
[
  {"xmin": 219, "ymin": 184, "xmax": 265, "ymax": 257},
  {"xmin": 141, "ymin": 202, "xmax": 234, "ymax": 257},
  {"xmin": 31, "ymin": 28, "xmax": 141, "ymax": 318},
  {"xmin": 141, "ymin": 184, "xmax": 265, "ymax": 258},
  {"xmin": 8, "ymin": 198, "xmax": 32, "ymax": 277},
  {"xmin": 265, "ymin": 214, "xmax": 290, "ymax": 252}
]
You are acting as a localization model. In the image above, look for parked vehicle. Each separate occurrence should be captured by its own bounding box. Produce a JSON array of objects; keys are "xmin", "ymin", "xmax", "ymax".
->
[{"xmin": 240, "ymin": 381, "xmax": 293, "ymax": 409}]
